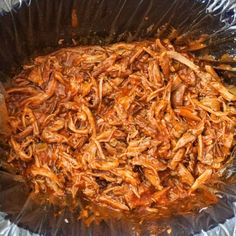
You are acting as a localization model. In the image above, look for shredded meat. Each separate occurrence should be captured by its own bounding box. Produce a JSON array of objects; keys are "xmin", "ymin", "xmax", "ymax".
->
[{"xmin": 4, "ymin": 38, "xmax": 236, "ymax": 217}]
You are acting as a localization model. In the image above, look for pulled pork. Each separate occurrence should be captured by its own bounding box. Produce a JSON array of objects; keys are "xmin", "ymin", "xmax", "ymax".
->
[{"xmin": 5, "ymin": 38, "xmax": 236, "ymax": 214}]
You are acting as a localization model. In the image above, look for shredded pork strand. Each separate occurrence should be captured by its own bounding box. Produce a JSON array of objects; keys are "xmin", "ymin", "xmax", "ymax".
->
[{"xmin": 4, "ymin": 38, "xmax": 236, "ymax": 217}]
